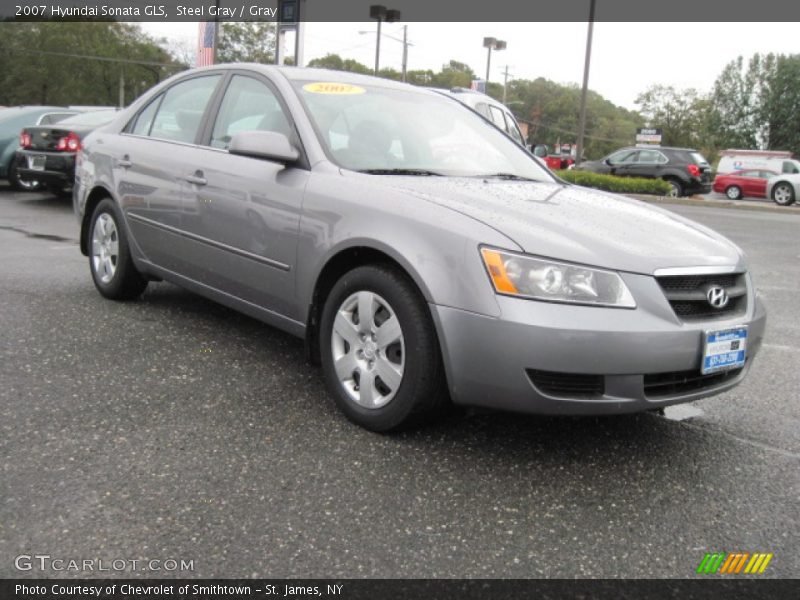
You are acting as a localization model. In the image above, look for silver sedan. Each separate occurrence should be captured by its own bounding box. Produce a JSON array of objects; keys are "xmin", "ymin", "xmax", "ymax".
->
[
  {"xmin": 74, "ymin": 65, "xmax": 766, "ymax": 431},
  {"xmin": 766, "ymin": 173, "xmax": 799, "ymax": 206}
]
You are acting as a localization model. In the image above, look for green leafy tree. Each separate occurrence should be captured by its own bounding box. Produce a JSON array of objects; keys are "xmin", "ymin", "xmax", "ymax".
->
[
  {"xmin": 216, "ymin": 22, "xmax": 275, "ymax": 64},
  {"xmin": 635, "ymin": 84, "xmax": 708, "ymax": 149},
  {"xmin": 307, "ymin": 53, "xmax": 371, "ymax": 74},
  {"xmin": 0, "ymin": 22, "xmax": 182, "ymax": 106},
  {"xmin": 761, "ymin": 54, "xmax": 800, "ymax": 155}
]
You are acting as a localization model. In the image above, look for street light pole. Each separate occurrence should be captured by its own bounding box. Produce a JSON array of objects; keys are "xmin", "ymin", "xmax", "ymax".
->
[
  {"xmin": 483, "ymin": 37, "xmax": 506, "ymax": 85},
  {"xmin": 575, "ymin": 0, "xmax": 596, "ymax": 167},
  {"xmin": 369, "ymin": 5, "xmax": 400, "ymax": 76}
]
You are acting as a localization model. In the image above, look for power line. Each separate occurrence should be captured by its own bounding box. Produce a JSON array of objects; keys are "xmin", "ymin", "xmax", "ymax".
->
[{"xmin": 5, "ymin": 48, "xmax": 185, "ymax": 69}]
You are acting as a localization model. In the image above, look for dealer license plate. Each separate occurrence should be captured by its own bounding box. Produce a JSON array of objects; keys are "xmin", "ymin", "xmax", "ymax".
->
[
  {"xmin": 702, "ymin": 327, "xmax": 747, "ymax": 374},
  {"xmin": 27, "ymin": 155, "xmax": 46, "ymax": 171}
]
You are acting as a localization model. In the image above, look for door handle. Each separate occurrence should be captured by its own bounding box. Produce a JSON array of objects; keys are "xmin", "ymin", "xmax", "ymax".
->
[
  {"xmin": 117, "ymin": 155, "xmax": 132, "ymax": 168},
  {"xmin": 185, "ymin": 173, "xmax": 207, "ymax": 186}
]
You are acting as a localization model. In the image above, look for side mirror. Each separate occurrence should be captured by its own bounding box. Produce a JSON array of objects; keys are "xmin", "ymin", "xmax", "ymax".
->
[{"xmin": 229, "ymin": 131, "xmax": 299, "ymax": 163}]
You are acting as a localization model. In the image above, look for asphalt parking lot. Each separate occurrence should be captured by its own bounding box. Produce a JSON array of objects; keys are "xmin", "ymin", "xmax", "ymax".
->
[{"xmin": 0, "ymin": 186, "xmax": 798, "ymax": 579}]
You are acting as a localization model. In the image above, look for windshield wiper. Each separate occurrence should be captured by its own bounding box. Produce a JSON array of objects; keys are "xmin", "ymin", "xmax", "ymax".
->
[
  {"xmin": 476, "ymin": 172, "xmax": 541, "ymax": 182},
  {"xmin": 358, "ymin": 168, "xmax": 444, "ymax": 176}
]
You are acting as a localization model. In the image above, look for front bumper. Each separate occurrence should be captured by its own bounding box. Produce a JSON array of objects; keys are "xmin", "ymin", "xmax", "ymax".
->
[
  {"xmin": 431, "ymin": 272, "xmax": 766, "ymax": 415},
  {"xmin": 15, "ymin": 150, "xmax": 75, "ymax": 188}
]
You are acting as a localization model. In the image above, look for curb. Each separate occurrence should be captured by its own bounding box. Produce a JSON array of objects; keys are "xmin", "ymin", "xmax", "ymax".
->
[{"xmin": 625, "ymin": 193, "xmax": 800, "ymax": 214}]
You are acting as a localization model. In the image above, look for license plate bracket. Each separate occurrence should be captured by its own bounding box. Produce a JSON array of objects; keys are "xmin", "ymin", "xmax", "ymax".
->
[
  {"xmin": 702, "ymin": 326, "xmax": 747, "ymax": 375},
  {"xmin": 27, "ymin": 155, "xmax": 46, "ymax": 171}
]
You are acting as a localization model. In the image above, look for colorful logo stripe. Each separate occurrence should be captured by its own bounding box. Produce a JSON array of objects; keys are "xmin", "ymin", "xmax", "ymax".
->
[{"xmin": 697, "ymin": 552, "xmax": 773, "ymax": 574}]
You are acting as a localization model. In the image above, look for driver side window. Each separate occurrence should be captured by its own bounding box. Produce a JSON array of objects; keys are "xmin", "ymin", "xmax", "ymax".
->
[
  {"xmin": 607, "ymin": 150, "xmax": 637, "ymax": 165},
  {"xmin": 210, "ymin": 75, "xmax": 293, "ymax": 150}
]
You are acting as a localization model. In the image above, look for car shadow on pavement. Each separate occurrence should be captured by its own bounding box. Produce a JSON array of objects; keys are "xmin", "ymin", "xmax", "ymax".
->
[{"xmin": 132, "ymin": 282, "xmax": 705, "ymax": 468}]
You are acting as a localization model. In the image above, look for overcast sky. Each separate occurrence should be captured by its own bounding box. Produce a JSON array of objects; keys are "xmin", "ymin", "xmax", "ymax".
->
[{"xmin": 140, "ymin": 21, "xmax": 799, "ymax": 110}]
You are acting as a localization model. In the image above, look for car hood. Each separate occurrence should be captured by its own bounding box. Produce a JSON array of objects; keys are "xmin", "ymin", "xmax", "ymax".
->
[{"xmin": 354, "ymin": 175, "xmax": 744, "ymax": 274}]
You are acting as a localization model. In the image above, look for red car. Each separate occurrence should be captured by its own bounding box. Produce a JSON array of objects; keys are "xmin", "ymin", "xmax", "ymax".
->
[{"xmin": 713, "ymin": 169, "xmax": 777, "ymax": 200}]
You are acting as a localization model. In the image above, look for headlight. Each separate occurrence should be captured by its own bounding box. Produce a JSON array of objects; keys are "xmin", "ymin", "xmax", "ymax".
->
[{"xmin": 480, "ymin": 247, "xmax": 636, "ymax": 308}]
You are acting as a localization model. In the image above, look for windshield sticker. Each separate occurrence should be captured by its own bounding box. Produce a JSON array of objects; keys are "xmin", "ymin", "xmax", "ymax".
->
[{"xmin": 303, "ymin": 82, "xmax": 366, "ymax": 95}]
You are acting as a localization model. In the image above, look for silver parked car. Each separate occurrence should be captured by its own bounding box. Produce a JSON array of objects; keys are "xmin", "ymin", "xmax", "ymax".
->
[
  {"xmin": 74, "ymin": 65, "xmax": 766, "ymax": 431},
  {"xmin": 765, "ymin": 173, "xmax": 799, "ymax": 206}
]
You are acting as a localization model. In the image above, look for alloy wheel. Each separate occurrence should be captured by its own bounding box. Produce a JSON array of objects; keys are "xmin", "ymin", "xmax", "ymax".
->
[
  {"xmin": 774, "ymin": 184, "xmax": 794, "ymax": 206},
  {"xmin": 91, "ymin": 213, "xmax": 119, "ymax": 284},
  {"xmin": 330, "ymin": 291, "xmax": 405, "ymax": 409}
]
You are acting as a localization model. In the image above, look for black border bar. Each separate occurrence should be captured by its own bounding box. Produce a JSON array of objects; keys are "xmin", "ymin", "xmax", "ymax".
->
[
  {"xmin": 3, "ymin": 0, "xmax": 800, "ymax": 22},
  {"xmin": 2, "ymin": 579, "xmax": 797, "ymax": 600}
]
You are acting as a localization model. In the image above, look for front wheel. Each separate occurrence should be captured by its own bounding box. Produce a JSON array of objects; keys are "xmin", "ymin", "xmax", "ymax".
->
[
  {"xmin": 320, "ymin": 264, "xmax": 448, "ymax": 432},
  {"xmin": 772, "ymin": 182, "xmax": 796, "ymax": 206},
  {"xmin": 88, "ymin": 198, "xmax": 148, "ymax": 300},
  {"xmin": 725, "ymin": 185, "xmax": 742, "ymax": 200}
]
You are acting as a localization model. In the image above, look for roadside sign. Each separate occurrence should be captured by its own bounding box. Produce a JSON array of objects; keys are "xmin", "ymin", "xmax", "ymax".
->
[{"xmin": 636, "ymin": 127, "xmax": 662, "ymax": 145}]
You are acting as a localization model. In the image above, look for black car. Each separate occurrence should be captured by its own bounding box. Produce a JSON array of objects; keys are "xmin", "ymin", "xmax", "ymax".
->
[
  {"xmin": 577, "ymin": 146, "xmax": 712, "ymax": 197},
  {"xmin": 14, "ymin": 110, "xmax": 118, "ymax": 195},
  {"xmin": 0, "ymin": 106, "xmax": 82, "ymax": 190}
]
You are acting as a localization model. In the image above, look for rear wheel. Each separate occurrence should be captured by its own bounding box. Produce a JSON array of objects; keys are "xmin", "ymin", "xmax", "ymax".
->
[
  {"xmin": 7, "ymin": 162, "xmax": 41, "ymax": 191},
  {"xmin": 772, "ymin": 182, "xmax": 796, "ymax": 206},
  {"xmin": 725, "ymin": 185, "xmax": 742, "ymax": 200},
  {"xmin": 664, "ymin": 178, "xmax": 683, "ymax": 198},
  {"xmin": 320, "ymin": 264, "xmax": 448, "ymax": 432},
  {"xmin": 88, "ymin": 198, "xmax": 148, "ymax": 300}
]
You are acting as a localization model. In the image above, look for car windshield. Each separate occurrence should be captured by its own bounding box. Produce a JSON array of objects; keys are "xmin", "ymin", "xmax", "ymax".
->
[
  {"xmin": 292, "ymin": 80, "xmax": 552, "ymax": 180},
  {"xmin": 59, "ymin": 110, "xmax": 117, "ymax": 126}
]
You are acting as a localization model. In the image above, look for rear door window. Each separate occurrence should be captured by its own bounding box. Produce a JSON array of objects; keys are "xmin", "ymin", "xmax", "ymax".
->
[
  {"xmin": 637, "ymin": 150, "xmax": 667, "ymax": 164},
  {"xmin": 149, "ymin": 75, "xmax": 222, "ymax": 144},
  {"xmin": 38, "ymin": 112, "xmax": 76, "ymax": 125}
]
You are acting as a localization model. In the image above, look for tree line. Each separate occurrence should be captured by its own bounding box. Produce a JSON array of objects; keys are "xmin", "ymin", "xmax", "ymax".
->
[{"xmin": 1, "ymin": 22, "xmax": 797, "ymax": 163}]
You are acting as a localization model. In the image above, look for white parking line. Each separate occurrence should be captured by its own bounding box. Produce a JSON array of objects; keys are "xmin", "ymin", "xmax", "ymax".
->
[{"xmin": 762, "ymin": 343, "xmax": 794, "ymax": 352}]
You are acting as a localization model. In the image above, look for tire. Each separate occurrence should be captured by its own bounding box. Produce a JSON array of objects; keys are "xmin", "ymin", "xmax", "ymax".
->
[
  {"xmin": 88, "ymin": 198, "xmax": 148, "ymax": 300},
  {"xmin": 725, "ymin": 185, "xmax": 742, "ymax": 200},
  {"xmin": 7, "ymin": 161, "xmax": 41, "ymax": 191},
  {"xmin": 319, "ymin": 264, "xmax": 448, "ymax": 432},
  {"xmin": 664, "ymin": 178, "xmax": 683, "ymax": 198},
  {"xmin": 772, "ymin": 182, "xmax": 796, "ymax": 206}
]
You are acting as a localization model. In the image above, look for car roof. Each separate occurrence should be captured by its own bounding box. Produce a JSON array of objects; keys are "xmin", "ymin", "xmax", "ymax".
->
[
  {"xmin": 619, "ymin": 146, "xmax": 699, "ymax": 152},
  {"xmin": 189, "ymin": 63, "xmax": 443, "ymax": 96}
]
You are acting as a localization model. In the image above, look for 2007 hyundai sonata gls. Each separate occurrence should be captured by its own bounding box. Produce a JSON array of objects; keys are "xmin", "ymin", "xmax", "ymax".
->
[{"xmin": 75, "ymin": 65, "xmax": 766, "ymax": 431}]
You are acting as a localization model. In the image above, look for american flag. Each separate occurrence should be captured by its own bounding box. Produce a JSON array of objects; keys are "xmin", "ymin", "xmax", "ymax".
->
[{"xmin": 197, "ymin": 21, "xmax": 216, "ymax": 67}]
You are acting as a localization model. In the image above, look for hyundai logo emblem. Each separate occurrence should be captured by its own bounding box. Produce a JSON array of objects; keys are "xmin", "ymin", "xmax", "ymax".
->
[{"xmin": 706, "ymin": 286, "xmax": 729, "ymax": 309}]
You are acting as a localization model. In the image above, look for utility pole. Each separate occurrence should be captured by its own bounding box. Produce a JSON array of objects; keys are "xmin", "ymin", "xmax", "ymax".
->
[
  {"xmin": 575, "ymin": 0, "xmax": 596, "ymax": 167},
  {"xmin": 401, "ymin": 25, "xmax": 408, "ymax": 82},
  {"xmin": 118, "ymin": 72, "xmax": 125, "ymax": 108},
  {"xmin": 502, "ymin": 65, "xmax": 511, "ymax": 104}
]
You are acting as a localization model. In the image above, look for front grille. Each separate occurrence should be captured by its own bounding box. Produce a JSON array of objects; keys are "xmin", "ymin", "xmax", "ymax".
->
[
  {"xmin": 656, "ymin": 272, "xmax": 747, "ymax": 321},
  {"xmin": 643, "ymin": 366, "xmax": 743, "ymax": 398},
  {"xmin": 527, "ymin": 369, "xmax": 605, "ymax": 398}
]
